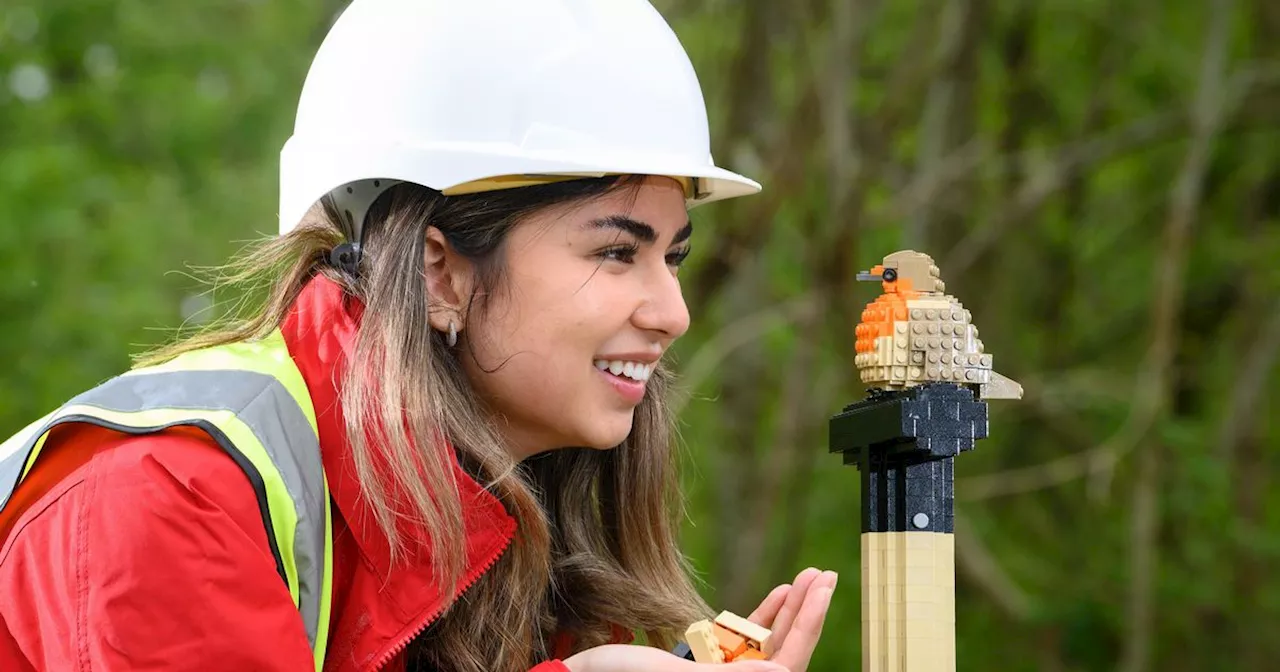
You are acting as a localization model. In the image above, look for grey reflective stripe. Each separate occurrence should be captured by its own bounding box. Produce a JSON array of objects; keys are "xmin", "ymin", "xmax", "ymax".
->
[{"xmin": 0, "ymin": 370, "xmax": 326, "ymax": 650}]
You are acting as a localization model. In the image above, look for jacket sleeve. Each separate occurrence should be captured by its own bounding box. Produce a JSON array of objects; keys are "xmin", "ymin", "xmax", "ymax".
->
[{"xmin": 0, "ymin": 429, "xmax": 316, "ymax": 671}]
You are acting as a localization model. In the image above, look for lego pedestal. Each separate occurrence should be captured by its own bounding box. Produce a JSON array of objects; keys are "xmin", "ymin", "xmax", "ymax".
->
[{"xmin": 829, "ymin": 383, "xmax": 988, "ymax": 672}]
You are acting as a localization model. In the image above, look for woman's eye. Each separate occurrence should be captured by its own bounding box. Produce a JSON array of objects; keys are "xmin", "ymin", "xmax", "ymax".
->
[
  {"xmin": 599, "ymin": 244, "xmax": 639, "ymax": 263},
  {"xmin": 596, "ymin": 244, "xmax": 690, "ymax": 268},
  {"xmin": 666, "ymin": 247, "xmax": 691, "ymax": 268}
]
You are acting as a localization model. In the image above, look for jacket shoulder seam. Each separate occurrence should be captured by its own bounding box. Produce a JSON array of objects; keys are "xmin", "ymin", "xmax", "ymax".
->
[{"xmin": 75, "ymin": 453, "xmax": 98, "ymax": 671}]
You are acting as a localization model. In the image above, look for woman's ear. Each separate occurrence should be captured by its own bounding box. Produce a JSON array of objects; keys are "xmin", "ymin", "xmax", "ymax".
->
[{"xmin": 423, "ymin": 226, "xmax": 473, "ymax": 333}]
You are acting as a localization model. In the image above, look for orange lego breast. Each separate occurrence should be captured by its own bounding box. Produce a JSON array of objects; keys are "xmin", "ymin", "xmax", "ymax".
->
[
  {"xmin": 855, "ymin": 292, "xmax": 993, "ymax": 390},
  {"xmin": 854, "ymin": 279, "xmax": 920, "ymax": 355}
]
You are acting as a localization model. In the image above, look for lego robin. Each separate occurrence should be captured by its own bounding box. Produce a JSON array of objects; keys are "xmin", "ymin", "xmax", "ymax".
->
[{"xmin": 853, "ymin": 250, "xmax": 1022, "ymax": 400}]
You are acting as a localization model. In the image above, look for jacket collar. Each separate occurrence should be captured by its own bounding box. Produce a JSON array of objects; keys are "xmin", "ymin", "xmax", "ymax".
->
[{"xmin": 279, "ymin": 273, "xmax": 515, "ymax": 579}]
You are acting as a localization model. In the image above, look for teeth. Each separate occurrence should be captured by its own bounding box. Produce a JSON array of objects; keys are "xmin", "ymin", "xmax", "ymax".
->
[{"xmin": 594, "ymin": 359, "xmax": 653, "ymax": 382}]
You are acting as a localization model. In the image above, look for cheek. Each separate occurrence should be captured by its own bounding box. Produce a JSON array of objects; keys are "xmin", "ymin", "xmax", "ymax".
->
[
  {"xmin": 465, "ymin": 285, "xmax": 600, "ymax": 398},
  {"xmin": 464, "ymin": 278, "xmax": 636, "ymax": 438},
  {"xmin": 499, "ymin": 274, "xmax": 627, "ymax": 352}
]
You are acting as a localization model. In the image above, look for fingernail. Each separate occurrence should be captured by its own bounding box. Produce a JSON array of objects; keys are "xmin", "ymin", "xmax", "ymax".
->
[{"xmin": 831, "ymin": 571, "xmax": 839, "ymax": 587}]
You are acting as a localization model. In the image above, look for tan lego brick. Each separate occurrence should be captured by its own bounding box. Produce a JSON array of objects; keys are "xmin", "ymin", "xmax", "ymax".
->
[
  {"xmin": 862, "ymin": 532, "xmax": 957, "ymax": 672},
  {"xmin": 685, "ymin": 620, "xmax": 723, "ymax": 663},
  {"xmin": 713, "ymin": 611, "xmax": 774, "ymax": 656}
]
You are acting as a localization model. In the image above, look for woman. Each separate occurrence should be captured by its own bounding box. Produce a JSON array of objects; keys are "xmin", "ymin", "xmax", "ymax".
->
[{"xmin": 0, "ymin": 1, "xmax": 838, "ymax": 671}]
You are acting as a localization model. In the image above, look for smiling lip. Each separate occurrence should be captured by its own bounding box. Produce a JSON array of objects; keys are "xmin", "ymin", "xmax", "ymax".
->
[
  {"xmin": 595, "ymin": 352, "xmax": 661, "ymax": 364},
  {"xmin": 597, "ymin": 366, "xmax": 647, "ymax": 404}
]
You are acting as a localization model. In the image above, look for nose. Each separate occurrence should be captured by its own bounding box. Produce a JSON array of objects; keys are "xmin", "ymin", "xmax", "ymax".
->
[{"xmin": 632, "ymin": 268, "xmax": 691, "ymax": 341}]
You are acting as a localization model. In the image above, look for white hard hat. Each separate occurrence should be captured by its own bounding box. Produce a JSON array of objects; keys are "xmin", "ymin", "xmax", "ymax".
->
[{"xmin": 278, "ymin": 0, "xmax": 761, "ymax": 237}]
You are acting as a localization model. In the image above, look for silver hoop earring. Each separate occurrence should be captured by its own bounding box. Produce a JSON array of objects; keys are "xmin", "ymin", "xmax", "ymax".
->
[{"xmin": 446, "ymin": 320, "xmax": 458, "ymax": 347}]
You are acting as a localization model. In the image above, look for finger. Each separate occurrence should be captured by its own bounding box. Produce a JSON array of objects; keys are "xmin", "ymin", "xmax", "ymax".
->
[
  {"xmin": 747, "ymin": 583, "xmax": 791, "ymax": 627},
  {"xmin": 769, "ymin": 567, "xmax": 822, "ymax": 647},
  {"xmin": 771, "ymin": 572, "xmax": 838, "ymax": 671}
]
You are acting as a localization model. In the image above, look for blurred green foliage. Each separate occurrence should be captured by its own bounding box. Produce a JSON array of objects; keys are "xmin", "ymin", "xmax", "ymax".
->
[{"xmin": 3, "ymin": 1, "xmax": 1278, "ymax": 670}]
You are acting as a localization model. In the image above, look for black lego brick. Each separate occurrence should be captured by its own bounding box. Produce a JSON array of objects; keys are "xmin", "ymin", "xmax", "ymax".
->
[
  {"xmin": 829, "ymin": 382, "xmax": 988, "ymax": 466},
  {"xmin": 860, "ymin": 456, "xmax": 956, "ymax": 533},
  {"xmin": 830, "ymin": 383, "xmax": 979, "ymax": 534}
]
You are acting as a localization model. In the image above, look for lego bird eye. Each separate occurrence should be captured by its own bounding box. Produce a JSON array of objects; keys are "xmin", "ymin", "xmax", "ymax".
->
[{"xmin": 882, "ymin": 268, "xmax": 898, "ymax": 282}]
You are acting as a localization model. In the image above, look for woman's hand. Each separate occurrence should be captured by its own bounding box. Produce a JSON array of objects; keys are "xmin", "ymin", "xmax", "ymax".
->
[
  {"xmin": 562, "ymin": 644, "xmax": 786, "ymax": 672},
  {"xmin": 561, "ymin": 567, "xmax": 838, "ymax": 672},
  {"xmin": 744, "ymin": 567, "xmax": 839, "ymax": 671}
]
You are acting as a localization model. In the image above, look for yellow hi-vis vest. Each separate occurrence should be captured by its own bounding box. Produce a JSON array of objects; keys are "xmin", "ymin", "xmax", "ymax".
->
[{"xmin": 0, "ymin": 330, "xmax": 334, "ymax": 671}]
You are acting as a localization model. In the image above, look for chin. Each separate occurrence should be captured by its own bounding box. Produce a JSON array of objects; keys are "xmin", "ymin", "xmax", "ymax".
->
[{"xmin": 575, "ymin": 415, "xmax": 636, "ymax": 450}]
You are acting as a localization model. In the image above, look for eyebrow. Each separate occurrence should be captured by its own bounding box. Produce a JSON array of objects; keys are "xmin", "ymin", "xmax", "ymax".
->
[{"xmin": 588, "ymin": 215, "xmax": 694, "ymax": 245}]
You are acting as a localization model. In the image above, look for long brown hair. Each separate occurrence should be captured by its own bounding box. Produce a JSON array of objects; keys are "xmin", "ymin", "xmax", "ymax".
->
[{"xmin": 138, "ymin": 176, "xmax": 712, "ymax": 671}]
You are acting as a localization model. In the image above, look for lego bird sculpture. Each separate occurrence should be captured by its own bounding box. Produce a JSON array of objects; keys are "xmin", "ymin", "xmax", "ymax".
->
[{"xmin": 853, "ymin": 250, "xmax": 1022, "ymax": 400}]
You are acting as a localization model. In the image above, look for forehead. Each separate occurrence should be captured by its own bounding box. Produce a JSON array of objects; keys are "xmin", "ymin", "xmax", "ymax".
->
[
  {"xmin": 565, "ymin": 176, "xmax": 690, "ymax": 233},
  {"xmin": 506, "ymin": 176, "xmax": 692, "ymax": 254}
]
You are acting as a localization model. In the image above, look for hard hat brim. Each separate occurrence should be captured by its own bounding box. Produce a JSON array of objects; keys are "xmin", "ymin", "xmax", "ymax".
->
[{"xmin": 278, "ymin": 137, "xmax": 761, "ymax": 235}]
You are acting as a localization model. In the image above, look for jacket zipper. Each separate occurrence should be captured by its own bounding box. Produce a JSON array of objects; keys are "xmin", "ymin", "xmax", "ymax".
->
[{"xmin": 368, "ymin": 529, "xmax": 515, "ymax": 671}]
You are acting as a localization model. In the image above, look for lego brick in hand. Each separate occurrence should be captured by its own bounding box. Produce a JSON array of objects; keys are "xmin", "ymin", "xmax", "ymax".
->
[
  {"xmin": 683, "ymin": 611, "xmax": 775, "ymax": 664},
  {"xmin": 668, "ymin": 568, "xmax": 837, "ymax": 670}
]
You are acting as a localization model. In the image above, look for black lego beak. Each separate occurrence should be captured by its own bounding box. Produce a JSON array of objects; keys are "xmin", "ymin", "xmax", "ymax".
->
[{"xmin": 856, "ymin": 268, "xmax": 897, "ymax": 282}]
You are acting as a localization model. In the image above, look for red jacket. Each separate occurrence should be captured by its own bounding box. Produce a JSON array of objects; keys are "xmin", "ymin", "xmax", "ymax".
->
[{"xmin": 0, "ymin": 276, "xmax": 586, "ymax": 671}]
